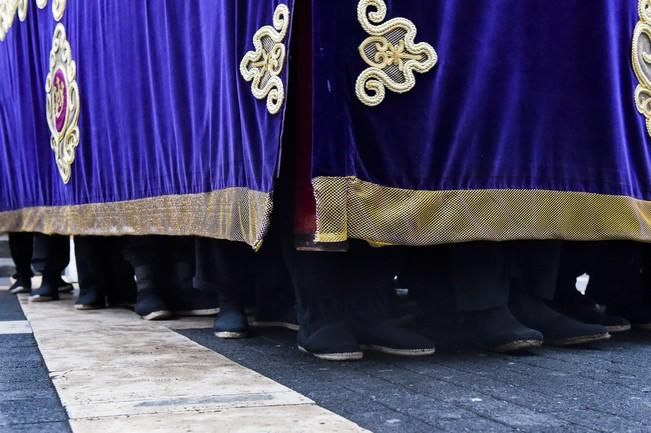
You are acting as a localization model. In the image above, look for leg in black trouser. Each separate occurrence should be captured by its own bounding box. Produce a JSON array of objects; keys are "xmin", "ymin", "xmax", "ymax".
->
[
  {"xmin": 560, "ymin": 241, "xmax": 651, "ymax": 330},
  {"xmin": 122, "ymin": 235, "xmax": 173, "ymax": 320},
  {"xmin": 8, "ymin": 232, "xmax": 34, "ymax": 294},
  {"xmin": 287, "ymin": 242, "xmax": 435, "ymax": 360},
  {"xmin": 194, "ymin": 238, "xmax": 253, "ymax": 338},
  {"xmin": 250, "ymin": 226, "xmax": 298, "ymax": 330},
  {"xmin": 552, "ymin": 241, "xmax": 632, "ymax": 333},
  {"xmin": 161, "ymin": 236, "xmax": 219, "ymax": 317},
  {"xmin": 74, "ymin": 236, "xmax": 136, "ymax": 310},
  {"xmin": 403, "ymin": 242, "xmax": 542, "ymax": 353},
  {"xmin": 507, "ymin": 240, "xmax": 610, "ymax": 346},
  {"xmin": 29, "ymin": 234, "xmax": 72, "ymax": 302}
]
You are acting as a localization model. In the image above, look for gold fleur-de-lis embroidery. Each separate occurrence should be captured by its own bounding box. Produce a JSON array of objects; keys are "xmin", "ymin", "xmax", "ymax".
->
[
  {"xmin": 633, "ymin": 0, "xmax": 651, "ymax": 137},
  {"xmin": 45, "ymin": 23, "xmax": 80, "ymax": 184},
  {"xmin": 355, "ymin": 0, "xmax": 438, "ymax": 107},
  {"xmin": 240, "ymin": 4, "xmax": 290, "ymax": 115}
]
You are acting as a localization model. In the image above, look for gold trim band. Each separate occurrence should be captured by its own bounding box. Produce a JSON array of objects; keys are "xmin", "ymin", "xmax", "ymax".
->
[
  {"xmin": 312, "ymin": 176, "xmax": 651, "ymax": 245},
  {"xmin": 0, "ymin": 188, "xmax": 273, "ymax": 249}
]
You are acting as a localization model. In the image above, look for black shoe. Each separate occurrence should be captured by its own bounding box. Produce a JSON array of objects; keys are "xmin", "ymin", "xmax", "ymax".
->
[
  {"xmin": 297, "ymin": 321, "xmax": 363, "ymax": 361},
  {"xmin": 554, "ymin": 302, "xmax": 631, "ymax": 334},
  {"xmin": 55, "ymin": 277, "xmax": 74, "ymax": 293},
  {"xmin": 463, "ymin": 306, "xmax": 543, "ymax": 353},
  {"xmin": 606, "ymin": 304, "xmax": 651, "ymax": 331},
  {"xmin": 9, "ymin": 275, "xmax": 31, "ymax": 294},
  {"xmin": 28, "ymin": 281, "xmax": 60, "ymax": 302},
  {"xmin": 511, "ymin": 291, "xmax": 610, "ymax": 346},
  {"xmin": 250, "ymin": 305, "xmax": 300, "ymax": 331},
  {"xmin": 75, "ymin": 287, "xmax": 106, "ymax": 310},
  {"xmin": 170, "ymin": 289, "xmax": 220, "ymax": 317},
  {"xmin": 135, "ymin": 288, "xmax": 173, "ymax": 320},
  {"xmin": 214, "ymin": 303, "xmax": 249, "ymax": 339},
  {"xmin": 352, "ymin": 319, "xmax": 435, "ymax": 356}
]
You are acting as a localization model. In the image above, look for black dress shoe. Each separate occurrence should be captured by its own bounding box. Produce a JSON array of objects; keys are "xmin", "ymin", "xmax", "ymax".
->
[
  {"xmin": 135, "ymin": 288, "xmax": 173, "ymax": 320},
  {"xmin": 463, "ymin": 306, "xmax": 543, "ymax": 353},
  {"xmin": 169, "ymin": 289, "xmax": 220, "ymax": 317},
  {"xmin": 511, "ymin": 291, "xmax": 610, "ymax": 346},
  {"xmin": 606, "ymin": 304, "xmax": 651, "ymax": 331},
  {"xmin": 55, "ymin": 277, "xmax": 74, "ymax": 293},
  {"xmin": 351, "ymin": 319, "xmax": 435, "ymax": 356},
  {"xmin": 214, "ymin": 303, "xmax": 249, "ymax": 339},
  {"xmin": 9, "ymin": 275, "xmax": 31, "ymax": 294},
  {"xmin": 297, "ymin": 321, "xmax": 363, "ymax": 361},
  {"xmin": 554, "ymin": 302, "xmax": 631, "ymax": 333},
  {"xmin": 250, "ymin": 305, "xmax": 300, "ymax": 331},
  {"xmin": 75, "ymin": 287, "xmax": 106, "ymax": 310},
  {"xmin": 29, "ymin": 281, "xmax": 60, "ymax": 302}
]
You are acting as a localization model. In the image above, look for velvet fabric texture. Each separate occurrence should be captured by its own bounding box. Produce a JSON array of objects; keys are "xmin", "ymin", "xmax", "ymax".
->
[
  {"xmin": 308, "ymin": 0, "xmax": 651, "ymax": 244},
  {"xmin": 0, "ymin": 1, "xmax": 293, "ymax": 245},
  {"xmin": 312, "ymin": 0, "xmax": 647, "ymax": 195}
]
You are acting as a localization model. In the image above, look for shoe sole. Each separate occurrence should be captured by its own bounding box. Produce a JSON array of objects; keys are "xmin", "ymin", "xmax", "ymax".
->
[
  {"xmin": 633, "ymin": 323, "xmax": 651, "ymax": 331},
  {"xmin": 141, "ymin": 311, "xmax": 173, "ymax": 321},
  {"xmin": 173, "ymin": 308, "xmax": 220, "ymax": 317},
  {"xmin": 545, "ymin": 332, "xmax": 611, "ymax": 346},
  {"xmin": 74, "ymin": 304, "xmax": 105, "ymax": 311},
  {"xmin": 297, "ymin": 345, "xmax": 363, "ymax": 361},
  {"xmin": 606, "ymin": 324, "xmax": 632, "ymax": 333},
  {"xmin": 250, "ymin": 321, "xmax": 300, "ymax": 331},
  {"xmin": 214, "ymin": 331, "xmax": 248, "ymax": 339},
  {"xmin": 9, "ymin": 288, "xmax": 30, "ymax": 294},
  {"xmin": 492, "ymin": 339, "xmax": 543, "ymax": 353},
  {"xmin": 28, "ymin": 295, "xmax": 58, "ymax": 302},
  {"xmin": 360, "ymin": 345, "xmax": 435, "ymax": 357}
]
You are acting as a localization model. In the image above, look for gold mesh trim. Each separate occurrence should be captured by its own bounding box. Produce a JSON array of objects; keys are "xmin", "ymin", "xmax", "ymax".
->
[
  {"xmin": 313, "ymin": 176, "xmax": 651, "ymax": 245},
  {"xmin": 0, "ymin": 188, "xmax": 273, "ymax": 249}
]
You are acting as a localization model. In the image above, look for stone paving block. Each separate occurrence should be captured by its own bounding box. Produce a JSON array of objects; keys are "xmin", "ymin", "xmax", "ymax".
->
[
  {"xmin": 348, "ymin": 410, "xmax": 438, "ymax": 433},
  {"xmin": 0, "ymin": 397, "xmax": 68, "ymax": 426},
  {"xmin": 3, "ymin": 421, "xmax": 71, "ymax": 433},
  {"xmin": 70, "ymin": 405, "xmax": 369, "ymax": 433},
  {"xmin": 0, "ymin": 334, "xmax": 36, "ymax": 348}
]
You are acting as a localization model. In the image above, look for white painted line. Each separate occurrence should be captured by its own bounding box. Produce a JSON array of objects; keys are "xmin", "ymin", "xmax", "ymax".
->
[
  {"xmin": 0, "ymin": 320, "xmax": 32, "ymax": 334},
  {"xmin": 18, "ymin": 296, "xmax": 369, "ymax": 433}
]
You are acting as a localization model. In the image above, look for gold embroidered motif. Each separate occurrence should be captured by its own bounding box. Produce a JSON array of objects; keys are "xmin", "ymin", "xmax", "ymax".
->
[
  {"xmin": 0, "ymin": 0, "xmax": 19, "ymax": 41},
  {"xmin": 355, "ymin": 0, "xmax": 437, "ymax": 107},
  {"xmin": 36, "ymin": 0, "xmax": 47, "ymax": 9},
  {"xmin": 634, "ymin": 0, "xmax": 651, "ymax": 137},
  {"xmin": 17, "ymin": 0, "xmax": 27, "ymax": 21},
  {"xmin": 51, "ymin": 0, "xmax": 64, "ymax": 21},
  {"xmin": 240, "ymin": 4, "xmax": 290, "ymax": 115},
  {"xmin": 45, "ymin": 23, "xmax": 80, "ymax": 184}
]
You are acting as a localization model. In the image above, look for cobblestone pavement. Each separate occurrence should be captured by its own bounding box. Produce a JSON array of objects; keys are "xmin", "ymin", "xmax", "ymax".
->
[
  {"xmin": 0, "ymin": 285, "xmax": 72, "ymax": 433},
  {"xmin": 182, "ymin": 327, "xmax": 651, "ymax": 433}
]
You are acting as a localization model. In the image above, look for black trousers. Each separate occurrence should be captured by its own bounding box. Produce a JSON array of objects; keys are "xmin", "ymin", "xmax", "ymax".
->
[
  {"xmin": 403, "ymin": 241, "xmax": 561, "ymax": 312},
  {"xmin": 9, "ymin": 233, "xmax": 69, "ymax": 280},
  {"xmin": 75, "ymin": 236, "xmax": 136, "ymax": 296},
  {"xmin": 556, "ymin": 241, "xmax": 644, "ymax": 306},
  {"xmin": 194, "ymin": 237, "xmax": 254, "ymax": 305},
  {"xmin": 122, "ymin": 235, "xmax": 194, "ymax": 291}
]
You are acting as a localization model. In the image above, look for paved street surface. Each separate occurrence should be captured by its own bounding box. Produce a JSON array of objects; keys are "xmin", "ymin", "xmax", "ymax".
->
[{"xmin": 2, "ymin": 278, "xmax": 651, "ymax": 432}]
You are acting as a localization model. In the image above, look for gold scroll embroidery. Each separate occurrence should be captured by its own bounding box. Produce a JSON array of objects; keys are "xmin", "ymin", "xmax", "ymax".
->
[
  {"xmin": 355, "ymin": 0, "xmax": 437, "ymax": 107},
  {"xmin": 45, "ymin": 23, "xmax": 80, "ymax": 184},
  {"xmin": 0, "ymin": 0, "xmax": 19, "ymax": 41},
  {"xmin": 240, "ymin": 4, "xmax": 290, "ymax": 115},
  {"xmin": 634, "ymin": 0, "xmax": 651, "ymax": 137}
]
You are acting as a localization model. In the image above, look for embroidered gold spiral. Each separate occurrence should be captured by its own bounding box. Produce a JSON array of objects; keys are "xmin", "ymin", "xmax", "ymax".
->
[
  {"xmin": 633, "ymin": 0, "xmax": 651, "ymax": 137},
  {"xmin": 0, "ymin": 0, "xmax": 19, "ymax": 41},
  {"xmin": 355, "ymin": 0, "xmax": 437, "ymax": 107},
  {"xmin": 240, "ymin": 4, "xmax": 290, "ymax": 115}
]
